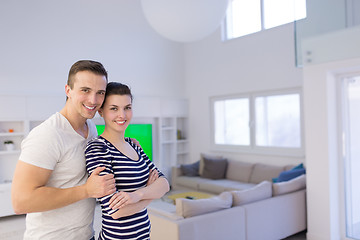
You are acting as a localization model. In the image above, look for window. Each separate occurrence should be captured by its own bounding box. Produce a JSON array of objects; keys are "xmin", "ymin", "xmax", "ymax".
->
[
  {"xmin": 224, "ymin": 0, "xmax": 307, "ymax": 40},
  {"xmin": 255, "ymin": 94, "xmax": 301, "ymax": 148},
  {"xmin": 211, "ymin": 89, "xmax": 303, "ymax": 156},
  {"xmin": 214, "ymin": 97, "xmax": 250, "ymax": 145}
]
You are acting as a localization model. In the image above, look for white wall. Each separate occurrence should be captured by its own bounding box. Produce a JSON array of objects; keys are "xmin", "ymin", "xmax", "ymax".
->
[
  {"xmin": 184, "ymin": 23, "xmax": 304, "ymax": 165},
  {"xmin": 0, "ymin": 0, "xmax": 185, "ymax": 100},
  {"xmin": 302, "ymin": 26, "xmax": 360, "ymax": 240},
  {"xmin": 303, "ymin": 58, "xmax": 360, "ymax": 240}
]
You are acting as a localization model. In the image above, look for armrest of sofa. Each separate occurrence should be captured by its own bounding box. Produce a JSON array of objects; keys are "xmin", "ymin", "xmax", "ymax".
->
[
  {"xmin": 149, "ymin": 212, "xmax": 181, "ymax": 240},
  {"xmin": 243, "ymin": 189, "xmax": 306, "ymax": 240},
  {"xmin": 172, "ymin": 165, "xmax": 183, "ymax": 177},
  {"xmin": 177, "ymin": 207, "xmax": 246, "ymax": 240},
  {"xmin": 171, "ymin": 166, "xmax": 183, "ymax": 189},
  {"xmin": 149, "ymin": 206, "xmax": 246, "ymax": 240}
]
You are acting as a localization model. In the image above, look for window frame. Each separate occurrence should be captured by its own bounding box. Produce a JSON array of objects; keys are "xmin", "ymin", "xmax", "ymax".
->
[
  {"xmin": 210, "ymin": 88, "xmax": 304, "ymax": 157},
  {"xmin": 223, "ymin": 0, "xmax": 307, "ymax": 41}
]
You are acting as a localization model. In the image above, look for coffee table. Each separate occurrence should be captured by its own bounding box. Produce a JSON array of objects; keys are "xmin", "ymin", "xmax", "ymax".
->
[
  {"xmin": 148, "ymin": 190, "xmax": 215, "ymax": 220},
  {"xmin": 166, "ymin": 191, "xmax": 214, "ymax": 204}
]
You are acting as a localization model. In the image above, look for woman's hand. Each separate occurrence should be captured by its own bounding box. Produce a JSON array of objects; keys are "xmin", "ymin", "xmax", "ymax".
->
[
  {"xmin": 147, "ymin": 169, "xmax": 159, "ymax": 186},
  {"xmin": 109, "ymin": 191, "xmax": 142, "ymax": 210},
  {"xmin": 109, "ymin": 169, "xmax": 159, "ymax": 210}
]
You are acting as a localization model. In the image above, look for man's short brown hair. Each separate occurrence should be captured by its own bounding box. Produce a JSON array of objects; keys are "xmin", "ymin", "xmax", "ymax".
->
[{"xmin": 67, "ymin": 60, "xmax": 108, "ymax": 88}]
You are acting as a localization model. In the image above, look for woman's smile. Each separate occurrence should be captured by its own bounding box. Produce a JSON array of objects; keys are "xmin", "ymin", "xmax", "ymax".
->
[{"xmin": 114, "ymin": 120, "xmax": 126, "ymax": 125}]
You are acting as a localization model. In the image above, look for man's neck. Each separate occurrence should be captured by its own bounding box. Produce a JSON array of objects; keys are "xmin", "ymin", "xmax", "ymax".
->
[{"xmin": 59, "ymin": 106, "xmax": 89, "ymax": 138}]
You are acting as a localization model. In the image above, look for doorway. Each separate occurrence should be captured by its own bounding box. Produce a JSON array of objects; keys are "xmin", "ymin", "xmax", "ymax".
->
[{"xmin": 341, "ymin": 75, "xmax": 360, "ymax": 240}]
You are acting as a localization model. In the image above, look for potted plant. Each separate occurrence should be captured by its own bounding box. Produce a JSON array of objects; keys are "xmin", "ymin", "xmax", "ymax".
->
[{"xmin": 4, "ymin": 140, "xmax": 15, "ymax": 151}]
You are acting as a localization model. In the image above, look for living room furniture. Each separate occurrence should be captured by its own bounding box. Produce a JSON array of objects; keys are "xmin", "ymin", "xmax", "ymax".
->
[
  {"xmin": 147, "ymin": 155, "xmax": 307, "ymax": 240},
  {"xmin": 167, "ymin": 191, "xmax": 214, "ymax": 203},
  {"xmin": 148, "ymin": 188, "xmax": 306, "ymax": 240},
  {"xmin": 171, "ymin": 156, "xmax": 305, "ymax": 194}
]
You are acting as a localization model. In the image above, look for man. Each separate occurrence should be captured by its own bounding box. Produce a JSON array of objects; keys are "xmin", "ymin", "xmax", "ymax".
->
[{"xmin": 12, "ymin": 60, "xmax": 116, "ymax": 239}]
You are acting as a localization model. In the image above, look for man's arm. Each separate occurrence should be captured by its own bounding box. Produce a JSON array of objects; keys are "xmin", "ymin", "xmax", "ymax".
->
[{"xmin": 11, "ymin": 161, "xmax": 116, "ymax": 214}]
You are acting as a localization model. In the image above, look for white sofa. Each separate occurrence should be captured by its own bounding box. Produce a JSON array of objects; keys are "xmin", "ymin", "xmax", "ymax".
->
[
  {"xmin": 149, "ymin": 189, "xmax": 306, "ymax": 240},
  {"xmin": 171, "ymin": 159, "xmax": 301, "ymax": 194},
  {"xmin": 148, "ymin": 158, "xmax": 307, "ymax": 240}
]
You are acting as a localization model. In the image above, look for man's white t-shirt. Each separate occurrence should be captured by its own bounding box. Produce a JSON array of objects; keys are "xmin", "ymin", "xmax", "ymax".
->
[{"xmin": 19, "ymin": 112, "xmax": 98, "ymax": 240}]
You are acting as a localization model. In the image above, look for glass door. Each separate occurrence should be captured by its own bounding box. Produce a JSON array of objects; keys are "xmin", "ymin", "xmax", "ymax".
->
[{"xmin": 341, "ymin": 75, "xmax": 360, "ymax": 240}]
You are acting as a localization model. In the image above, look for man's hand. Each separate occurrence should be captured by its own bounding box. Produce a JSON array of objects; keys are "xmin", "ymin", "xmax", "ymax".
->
[
  {"xmin": 109, "ymin": 191, "xmax": 142, "ymax": 210},
  {"xmin": 130, "ymin": 138, "xmax": 141, "ymax": 148},
  {"xmin": 86, "ymin": 167, "xmax": 116, "ymax": 198}
]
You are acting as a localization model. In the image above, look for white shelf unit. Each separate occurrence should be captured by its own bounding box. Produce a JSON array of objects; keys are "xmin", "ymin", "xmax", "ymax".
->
[
  {"xmin": 175, "ymin": 117, "xmax": 189, "ymax": 165},
  {"xmin": 158, "ymin": 116, "xmax": 189, "ymax": 184},
  {"xmin": 0, "ymin": 182, "xmax": 13, "ymax": 217},
  {"xmin": 0, "ymin": 120, "xmax": 27, "ymax": 217},
  {"xmin": 0, "ymin": 119, "xmax": 44, "ymax": 217},
  {"xmin": 0, "ymin": 121, "xmax": 27, "ymax": 153}
]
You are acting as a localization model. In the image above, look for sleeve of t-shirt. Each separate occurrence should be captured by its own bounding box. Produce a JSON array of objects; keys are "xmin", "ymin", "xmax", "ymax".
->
[
  {"xmin": 87, "ymin": 119, "xmax": 98, "ymax": 139},
  {"xmin": 19, "ymin": 124, "xmax": 62, "ymax": 170},
  {"xmin": 85, "ymin": 139, "xmax": 118, "ymax": 216}
]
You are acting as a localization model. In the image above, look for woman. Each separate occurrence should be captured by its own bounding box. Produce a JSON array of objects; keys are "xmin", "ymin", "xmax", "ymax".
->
[{"xmin": 85, "ymin": 82, "xmax": 170, "ymax": 240}]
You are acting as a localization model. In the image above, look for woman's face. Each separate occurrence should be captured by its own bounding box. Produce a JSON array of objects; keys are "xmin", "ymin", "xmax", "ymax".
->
[{"xmin": 100, "ymin": 94, "xmax": 133, "ymax": 134}]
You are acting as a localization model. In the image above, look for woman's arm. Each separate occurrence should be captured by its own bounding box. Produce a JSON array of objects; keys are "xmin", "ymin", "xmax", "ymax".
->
[
  {"xmin": 109, "ymin": 176, "xmax": 169, "ymax": 210},
  {"xmin": 109, "ymin": 139, "xmax": 170, "ymax": 215},
  {"xmin": 109, "ymin": 168, "xmax": 162, "ymax": 219},
  {"xmin": 110, "ymin": 199, "xmax": 153, "ymax": 219}
]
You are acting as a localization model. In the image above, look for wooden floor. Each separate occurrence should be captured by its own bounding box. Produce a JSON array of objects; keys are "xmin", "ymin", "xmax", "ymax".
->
[{"xmin": 283, "ymin": 230, "xmax": 307, "ymax": 240}]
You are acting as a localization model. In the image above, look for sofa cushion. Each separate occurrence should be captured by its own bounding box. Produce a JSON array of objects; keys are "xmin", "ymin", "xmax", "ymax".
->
[
  {"xmin": 180, "ymin": 161, "xmax": 200, "ymax": 176},
  {"xmin": 176, "ymin": 191, "xmax": 232, "ymax": 218},
  {"xmin": 292, "ymin": 163, "xmax": 304, "ymax": 170},
  {"xmin": 284, "ymin": 163, "xmax": 304, "ymax": 171},
  {"xmin": 200, "ymin": 154, "xmax": 228, "ymax": 180},
  {"xmin": 284, "ymin": 164, "xmax": 296, "ymax": 171},
  {"xmin": 198, "ymin": 179, "xmax": 257, "ymax": 194},
  {"xmin": 273, "ymin": 174, "xmax": 306, "ymax": 196},
  {"xmin": 249, "ymin": 163, "xmax": 284, "ymax": 184},
  {"xmin": 273, "ymin": 163, "xmax": 305, "ymax": 182},
  {"xmin": 231, "ymin": 181, "xmax": 272, "ymax": 206},
  {"xmin": 175, "ymin": 176, "xmax": 208, "ymax": 190},
  {"xmin": 277, "ymin": 168, "xmax": 306, "ymax": 182},
  {"xmin": 199, "ymin": 153, "xmax": 225, "ymax": 175},
  {"xmin": 226, "ymin": 160, "xmax": 254, "ymax": 183}
]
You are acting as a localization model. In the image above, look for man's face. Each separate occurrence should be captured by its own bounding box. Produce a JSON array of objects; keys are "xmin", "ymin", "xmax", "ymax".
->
[{"xmin": 65, "ymin": 71, "xmax": 107, "ymax": 120}]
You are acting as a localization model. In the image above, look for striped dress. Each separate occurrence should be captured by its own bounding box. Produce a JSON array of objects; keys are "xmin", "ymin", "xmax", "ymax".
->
[{"xmin": 85, "ymin": 136, "xmax": 164, "ymax": 240}]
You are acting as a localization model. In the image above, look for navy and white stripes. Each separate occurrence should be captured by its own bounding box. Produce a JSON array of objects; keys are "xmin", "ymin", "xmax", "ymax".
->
[{"xmin": 85, "ymin": 136, "xmax": 163, "ymax": 240}]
